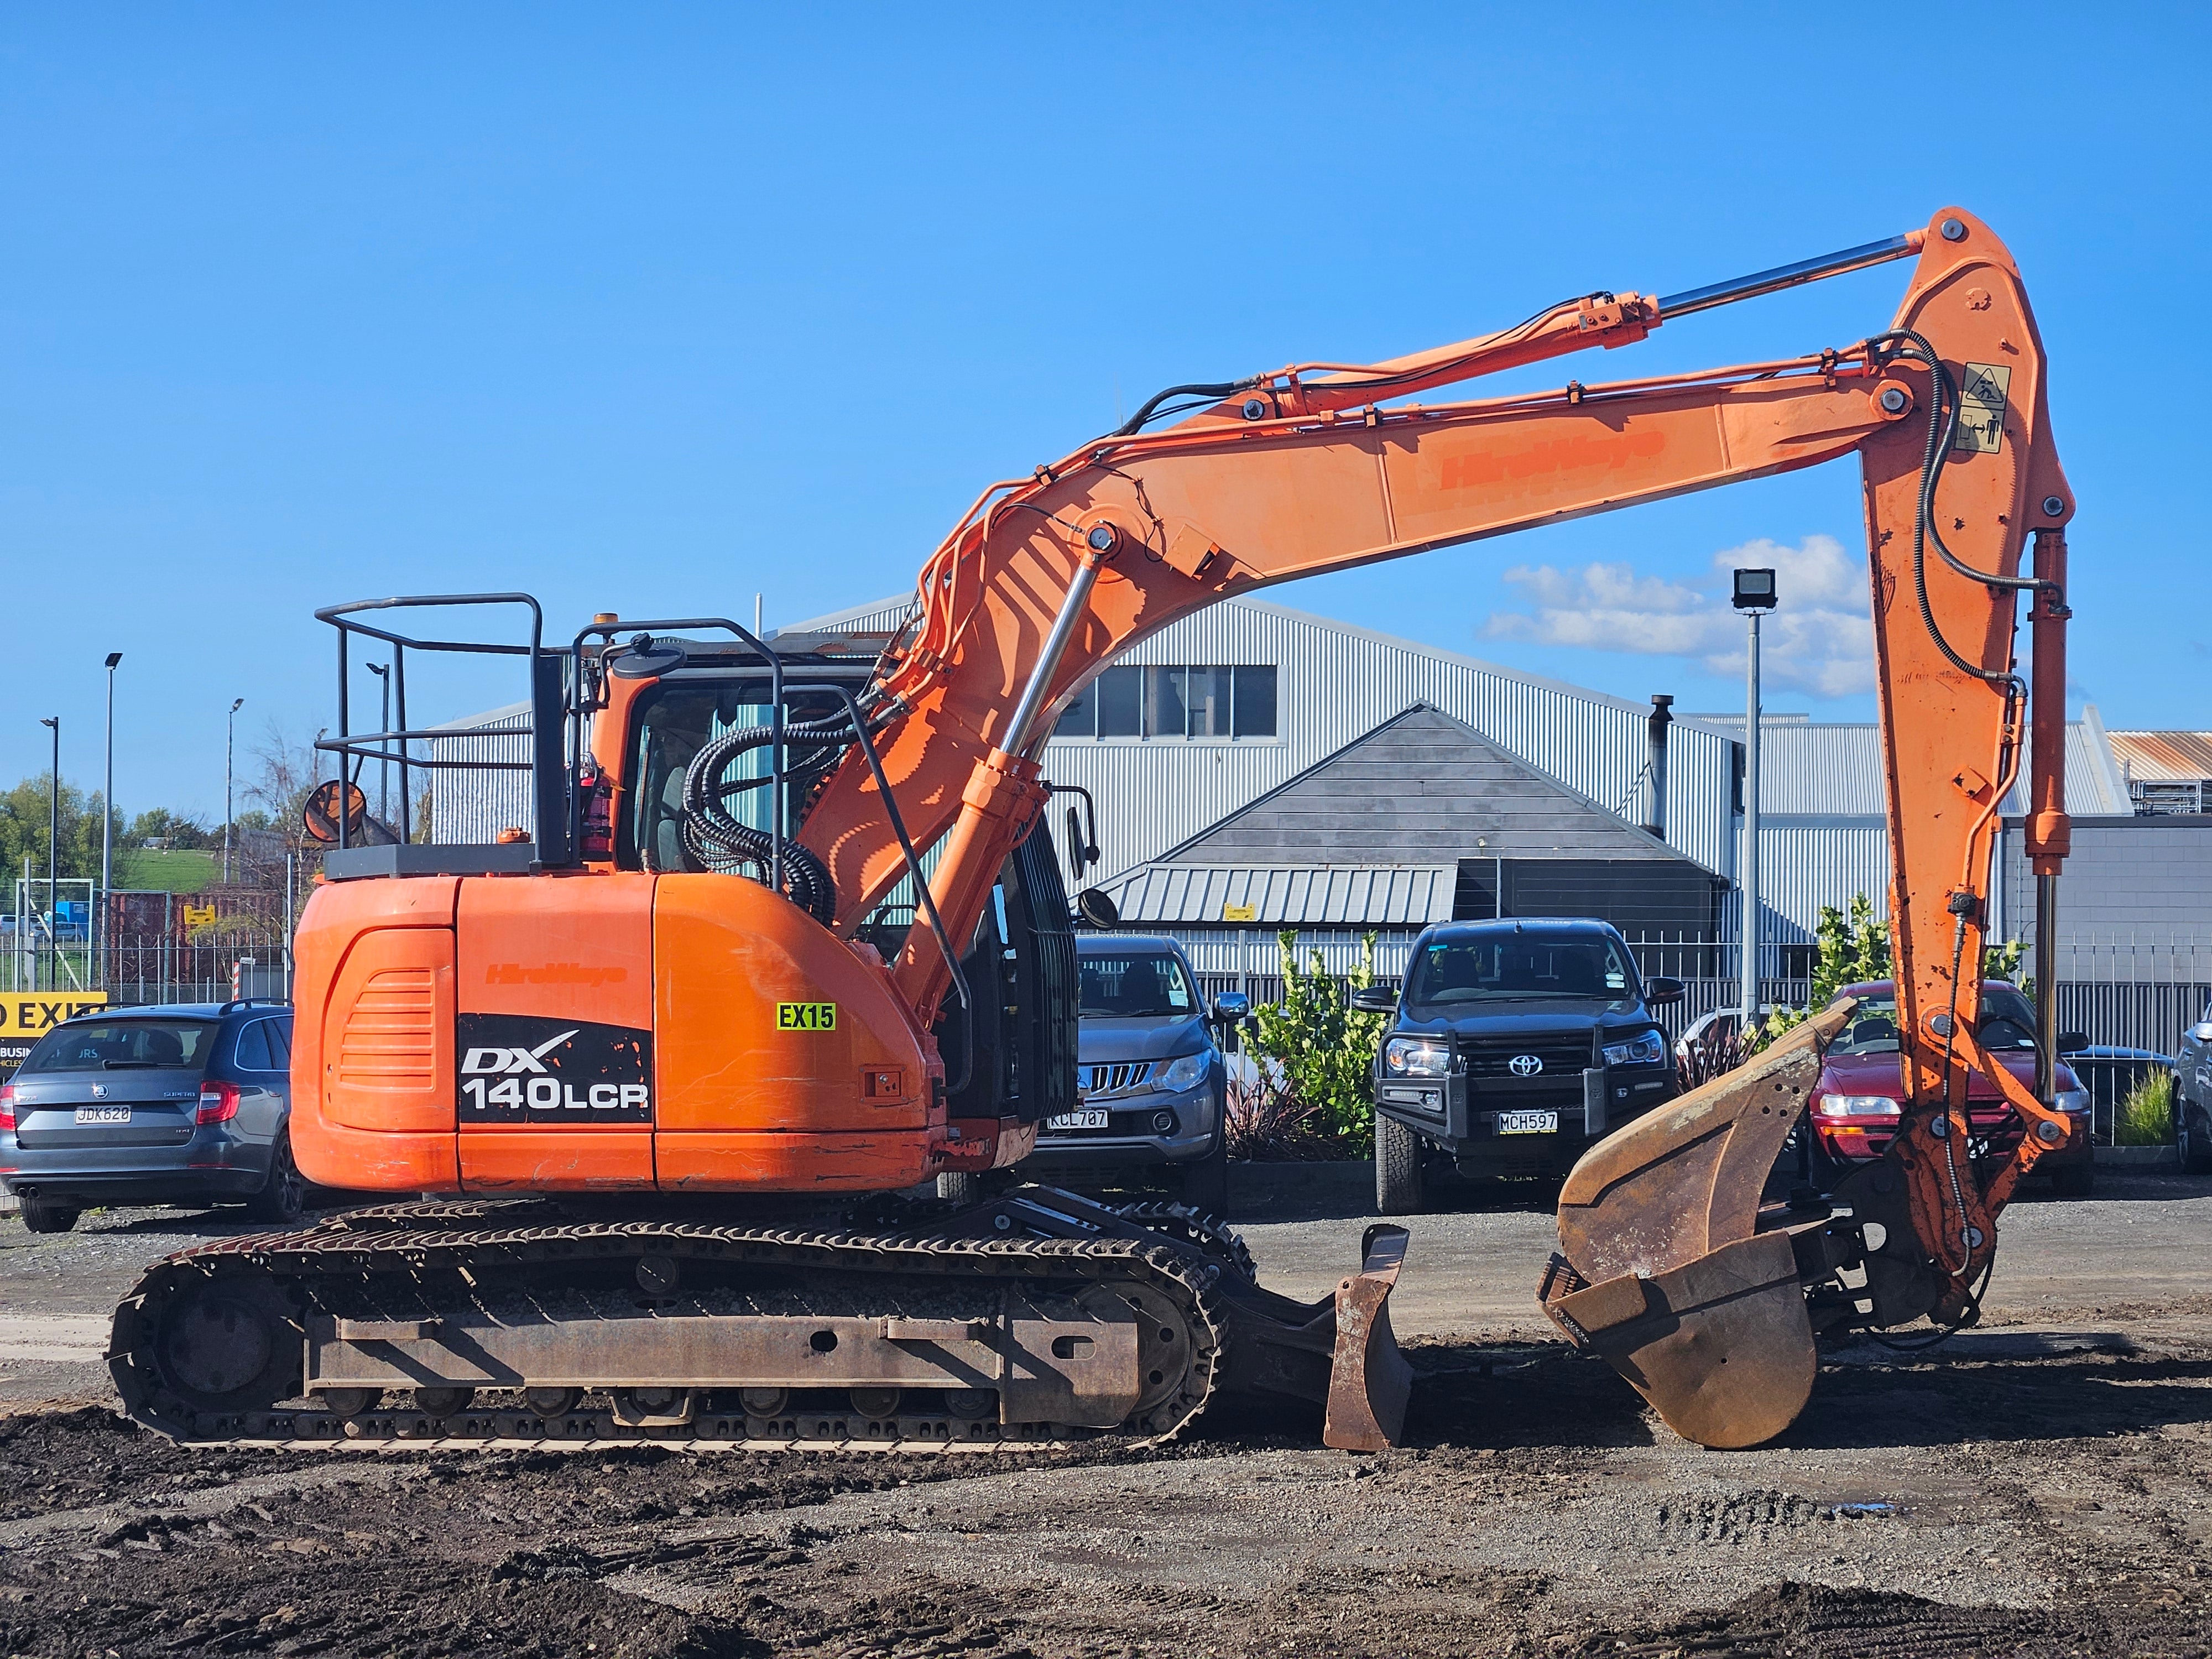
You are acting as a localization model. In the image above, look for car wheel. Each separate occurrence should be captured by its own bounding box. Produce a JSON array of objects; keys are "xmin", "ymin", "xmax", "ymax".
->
[
  {"xmin": 936, "ymin": 1170, "xmax": 982, "ymax": 1205},
  {"xmin": 247, "ymin": 1128, "xmax": 307, "ymax": 1226},
  {"xmin": 1182, "ymin": 1123, "xmax": 1230, "ymax": 1220},
  {"xmin": 1375, "ymin": 1113, "xmax": 1427, "ymax": 1215},
  {"xmin": 19, "ymin": 1197, "xmax": 80, "ymax": 1234},
  {"xmin": 2182, "ymin": 1106, "xmax": 2212, "ymax": 1176},
  {"xmin": 2049, "ymin": 1160, "xmax": 2096, "ymax": 1198}
]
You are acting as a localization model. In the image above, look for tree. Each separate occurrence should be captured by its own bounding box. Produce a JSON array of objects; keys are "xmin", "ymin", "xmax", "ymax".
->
[
  {"xmin": 0, "ymin": 776, "xmax": 117, "ymax": 890},
  {"xmin": 127, "ymin": 807, "xmax": 213, "ymax": 851},
  {"xmin": 243, "ymin": 722, "xmax": 328, "ymax": 855}
]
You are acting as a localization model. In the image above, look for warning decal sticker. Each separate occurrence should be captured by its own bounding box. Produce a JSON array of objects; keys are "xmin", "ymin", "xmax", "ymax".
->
[
  {"xmin": 456, "ymin": 1013, "xmax": 653, "ymax": 1124},
  {"xmin": 1952, "ymin": 362, "xmax": 2012, "ymax": 455}
]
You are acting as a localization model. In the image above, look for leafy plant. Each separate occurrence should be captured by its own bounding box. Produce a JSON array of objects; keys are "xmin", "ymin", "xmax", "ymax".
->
[
  {"xmin": 1221, "ymin": 1073, "xmax": 1344, "ymax": 1162},
  {"xmin": 1676, "ymin": 1019, "xmax": 1749, "ymax": 1092},
  {"xmin": 1244, "ymin": 930, "xmax": 1391, "ymax": 1158},
  {"xmin": 2116, "ymin": 1069, "xmax": 2174, "ymax": 1147}
]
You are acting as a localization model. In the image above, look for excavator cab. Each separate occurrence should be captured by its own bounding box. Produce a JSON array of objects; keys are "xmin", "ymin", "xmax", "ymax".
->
[{"xmin": 105, "ymin": 592, "xmax": 1415, "ymax": 1454}]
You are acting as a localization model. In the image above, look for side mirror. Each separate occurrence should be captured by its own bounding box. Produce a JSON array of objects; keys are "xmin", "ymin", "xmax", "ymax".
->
[
  {"xmin": 1212, "ymin": 992, "xmax": 1250, "ymax": 1022},
  {"xmin": 1644, "ymin": 976, "xmax": 1685, "ymax": 1008},
  {"xmin": 2192, "ymin": 1022, "xmax": 2212, "ymax": 1044},
  {"xmin": 2057, "ymin": 1030, "xmax": 2090, "ymax": 1055},
  {"xmin": 1075, "ymin": 888, "xmax": 1120, "ymax": 928},
  {"xmin": 1349, "ymin": 984, "xmax": 1399, "ymax": 1014}
]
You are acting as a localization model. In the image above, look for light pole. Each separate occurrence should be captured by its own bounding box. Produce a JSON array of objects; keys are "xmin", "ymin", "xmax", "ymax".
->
[
  {"xmin": 38, "ymin": 716, "xmax": 58, "ymax": 991},
  {"xmin": 224, "ymin": 697, "xmax": 244, "ymax": 884},
  {"xmin": 365, "ymin": 661, "xmax": 390, "ymax": 828},
  {"xmin": 102, "ymin": 652, "xmax": 121, "ymax": 985},
  {"xmin": 1732, "ymin": 567, "xmax": 1777, "ymax": 1026}
]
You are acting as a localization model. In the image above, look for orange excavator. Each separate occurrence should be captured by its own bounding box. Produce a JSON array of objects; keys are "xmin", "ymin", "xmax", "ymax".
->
[{"xmin": 111, "ymin": 206, "xmax": 2072, "ymax": 1455}]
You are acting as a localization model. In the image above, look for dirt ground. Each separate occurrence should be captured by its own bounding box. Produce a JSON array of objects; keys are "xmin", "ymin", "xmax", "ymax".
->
[{"xmin": 4, "ymin": 1174, "xmax": 2212, "ymax": 1658}]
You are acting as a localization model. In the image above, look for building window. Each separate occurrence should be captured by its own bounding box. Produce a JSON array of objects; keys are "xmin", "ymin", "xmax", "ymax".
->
[
  {"xmin": 1097, "ymin": 668, "xmax": 1141, "ymax": 737},
  {"xmin": 1142, "ymin": 666, "xmax": 1186, "ymax": 739},
  {"xmin": 1052, "ymin": 665, "xmax": 1278, "ymax": 740},
  {"xmin": 1230, "ymin": 665, "xmax": 1276, "ymax": 738}
]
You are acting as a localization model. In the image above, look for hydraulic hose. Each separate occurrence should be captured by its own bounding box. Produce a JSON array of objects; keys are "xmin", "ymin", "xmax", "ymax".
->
[
  {"xmin": 1867, "ymin": 329, "xmax": 2058, "ymax": 690},
  {"xmin": 1113, "ymin": 377, "xmax": 1266, "ymax": 437},
  {"xmin": 664, "ymin": 710, "xmax": 859, "ymax": 924}
]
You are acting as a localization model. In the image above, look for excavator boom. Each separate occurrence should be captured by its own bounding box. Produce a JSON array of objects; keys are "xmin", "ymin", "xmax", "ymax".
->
[
  {"xmin": 790, "ymin": 206, "xmax": 2074, "ymax": 1439},
  {"xmin": 110, "ymin": 206, "xmax": 2074, "ymax": 1455}
]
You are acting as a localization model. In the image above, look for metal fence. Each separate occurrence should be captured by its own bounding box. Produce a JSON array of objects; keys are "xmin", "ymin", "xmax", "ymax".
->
[
  {"xmin": 102, "ymin": 931, "xmax": 293, "ymax": 1006},
  {"xmin": 2065, "ymin": 1052, "xmax": 2172, "ymax": 1147},
  {"xmin": 1172, "ymin": 929, "xmax": 1808, "ymax": 1044}
]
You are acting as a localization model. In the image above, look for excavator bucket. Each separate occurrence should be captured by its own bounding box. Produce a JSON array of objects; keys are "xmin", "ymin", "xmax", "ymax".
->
[
  {"xmin": 1322, "ymin": 1223, "xmax": 1415, "ymax": 1452},
  {"xmin": 1539, "ymin": 1004, "xmax": 1853, "ymax": 1448}
]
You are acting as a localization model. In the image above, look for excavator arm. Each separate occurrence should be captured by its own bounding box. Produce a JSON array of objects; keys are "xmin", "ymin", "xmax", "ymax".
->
[
  {"xmin": 797, "ymin": 206, "xmax": 2075, "ymax": 1442},
  {"xmin": 162, "ymin": 207, "xmax": 2076, "ymax": 1460}
]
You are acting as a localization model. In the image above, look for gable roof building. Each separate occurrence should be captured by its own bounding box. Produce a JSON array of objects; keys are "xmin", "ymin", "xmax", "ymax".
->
[{"xmin": 779, "ymin": 592, "xmax": 2132, "ymax": 951}]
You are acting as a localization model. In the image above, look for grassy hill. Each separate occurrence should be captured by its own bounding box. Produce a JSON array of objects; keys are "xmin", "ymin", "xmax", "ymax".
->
[{"xmin": 116, "ymin": 848, "xmax": 220, "ymax": 893}]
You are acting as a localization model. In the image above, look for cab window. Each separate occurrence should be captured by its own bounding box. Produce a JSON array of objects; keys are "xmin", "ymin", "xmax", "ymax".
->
[
  {"xmin": 1079, "ymin": 954, "xmax": 1195, "ymax": 1018},
  {"xmin": 623, "ymin": 680, "xmax": 853, "ymax": 873},
  {"xmin": 1407, "ymin": 932, "xmax": 1634, "ymax": 1005}
]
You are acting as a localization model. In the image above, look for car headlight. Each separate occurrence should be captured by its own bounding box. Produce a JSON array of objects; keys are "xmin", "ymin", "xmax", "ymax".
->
[
  {"xmin": 2056, "ymin": 1088, "xmax": 2091, "ymax": 1115},
  {"xmin": 1381, "ymin": 1037, "xmax": 1449, "ymax": 1078},
  {"xmin": 1818, "ymin": 1094, "xmax": 1902, "ymax": 1117},
  {"xmin": 1601, "ymin": 1031, "xmax": 1666, "ymax": 1068},
  {"xmin": 1152, "ymin": 1051, "xmax": 1209, "ymax": 1093}
]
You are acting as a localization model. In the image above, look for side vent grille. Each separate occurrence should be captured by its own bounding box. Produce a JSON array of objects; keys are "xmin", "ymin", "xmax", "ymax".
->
[{"xmin": 337, "ymin": 968, "xmax": 438, "ymax": 1090}]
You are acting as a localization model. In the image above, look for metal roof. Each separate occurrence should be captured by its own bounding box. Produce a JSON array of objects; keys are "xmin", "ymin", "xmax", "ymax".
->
[
  {"xmin": 1095, "ymin": 864, "xmax": 1455, "ymax": 927},
  {"xmin": 2109, "ymin": 732, "xmax": 2212, "ymax": 782}
]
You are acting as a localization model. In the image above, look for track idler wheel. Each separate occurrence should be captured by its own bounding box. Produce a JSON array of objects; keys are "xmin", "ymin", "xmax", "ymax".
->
[
  {"xmin": 124, "ymin": 1271, "xmax": 303, "ymax": 1426},
  {"xmin": 1540, "ymin": 1004, "xmax": 1852, "ymax": 1448}
]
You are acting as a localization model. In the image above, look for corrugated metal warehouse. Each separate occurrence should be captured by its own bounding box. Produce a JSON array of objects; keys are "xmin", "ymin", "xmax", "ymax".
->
[{"xmin": 425, "ymin": 590, "xmax": 2190, "ymax": 989}]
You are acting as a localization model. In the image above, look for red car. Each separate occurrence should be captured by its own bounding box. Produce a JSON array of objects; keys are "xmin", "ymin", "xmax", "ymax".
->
[{"xmin": 1808, "ymin": 979, "xmax": 2096, "ymax": 1197}]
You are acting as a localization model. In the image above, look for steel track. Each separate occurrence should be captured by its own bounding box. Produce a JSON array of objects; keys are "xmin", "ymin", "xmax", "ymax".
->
[{"xmin": 109, "ymin": 1198, "xmax": 1232, "ymax": 1454}]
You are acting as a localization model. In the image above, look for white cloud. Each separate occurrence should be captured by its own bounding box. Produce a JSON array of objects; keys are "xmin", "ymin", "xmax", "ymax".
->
[{"xmin": 1481, "ymin": 534, "xmax": 1875, "ymax": 698}]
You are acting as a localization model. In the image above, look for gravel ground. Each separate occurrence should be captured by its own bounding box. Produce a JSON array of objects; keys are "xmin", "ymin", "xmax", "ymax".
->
[{"xmin": 2, "ymin": 1176, "xmax": 2210, "ymax": 1656}]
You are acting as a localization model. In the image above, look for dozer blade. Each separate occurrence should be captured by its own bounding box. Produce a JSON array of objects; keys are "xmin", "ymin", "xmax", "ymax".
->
[
  {"xmin": 1540, "ymin": 1003, "xmax": 1854, "ymax": 1448},
  {"xmin": 1323, "ymin": 1223, "xmax": 1415, "ymax": 1452}
]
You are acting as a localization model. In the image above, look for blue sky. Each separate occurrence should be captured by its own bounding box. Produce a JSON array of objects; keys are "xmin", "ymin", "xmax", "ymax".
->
[{"xmin": 3, "ymin": 6, "xmax": 2204, "ymax": 818}]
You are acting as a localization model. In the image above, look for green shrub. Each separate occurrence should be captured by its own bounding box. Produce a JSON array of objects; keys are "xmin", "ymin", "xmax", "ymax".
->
[
  {"xmin": 2116, "ymin": 1070, "xmax": 2174, "ymax": 1147},
  {"xmin": 1245, "ymin": 931, "xmax": 1390, "ymax": 1159}
]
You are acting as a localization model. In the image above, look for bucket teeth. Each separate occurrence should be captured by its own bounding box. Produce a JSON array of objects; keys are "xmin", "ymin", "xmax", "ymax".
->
[
  {"xmin": 1542, "ymin": 1003, "xmax": 1855, "ymax": 1448},
  {"xmin": 1322, "ymin": 1224, "xmax": 1414, "ymax": 1452}
]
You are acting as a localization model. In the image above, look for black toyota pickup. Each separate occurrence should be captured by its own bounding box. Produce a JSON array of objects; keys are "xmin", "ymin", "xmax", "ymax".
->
[{"xmin": 1353, "ymin": 918, "xmax": 1683, "ymax": 1214}]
